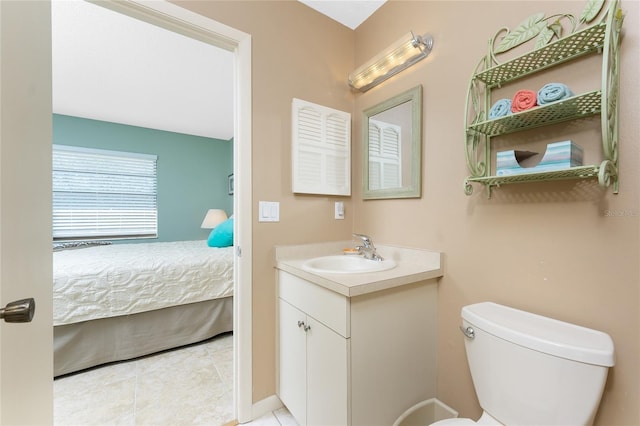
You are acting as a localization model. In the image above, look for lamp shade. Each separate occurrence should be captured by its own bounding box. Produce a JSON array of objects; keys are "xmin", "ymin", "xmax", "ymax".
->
[{"xmin": 201, "ymin": 209, "xmax": 228, "ymax": 229}]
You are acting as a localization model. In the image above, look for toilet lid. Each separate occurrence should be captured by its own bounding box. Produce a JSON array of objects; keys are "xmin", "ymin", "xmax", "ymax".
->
[{"xmin": 430, "ymin": 419, "xmax": 477, "ymax": 426}]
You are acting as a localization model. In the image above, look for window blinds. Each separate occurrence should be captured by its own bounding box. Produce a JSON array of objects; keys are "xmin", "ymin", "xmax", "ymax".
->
[{"xmin": 52, "ymin": 145, "xmax": 158, "ymax": 241}]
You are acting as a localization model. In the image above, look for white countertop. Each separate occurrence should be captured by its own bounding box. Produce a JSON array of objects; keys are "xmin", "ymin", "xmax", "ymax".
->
[{"xmin": 274, "ymin": 241, "xmax": 444, "ymax": 297}]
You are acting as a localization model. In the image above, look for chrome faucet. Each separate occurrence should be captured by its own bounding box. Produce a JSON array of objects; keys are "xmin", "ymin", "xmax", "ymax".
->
[{"xmin": 353, "ymin": 233, "xmax": 383, "ymax": 261}]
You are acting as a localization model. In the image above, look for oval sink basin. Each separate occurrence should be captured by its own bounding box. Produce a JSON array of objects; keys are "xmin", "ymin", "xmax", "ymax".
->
[{"xmin": 301, "ymin": 255, "xmax": 396, "ymax": 274}]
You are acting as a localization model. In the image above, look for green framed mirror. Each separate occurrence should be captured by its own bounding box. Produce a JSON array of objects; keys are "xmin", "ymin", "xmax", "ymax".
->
[{"xmin": 363, "ymin": 85, "xmax": 422, "ymax": 199}]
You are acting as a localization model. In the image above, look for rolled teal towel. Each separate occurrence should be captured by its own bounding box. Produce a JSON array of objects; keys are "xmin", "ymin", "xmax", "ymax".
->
[
  {"xmin": 537, "ymin": 83, "xmax": 574, "ymax": 105},
  {"xmin": 488, "ymin": 98, "xmax": 512, "ymax": 119}
]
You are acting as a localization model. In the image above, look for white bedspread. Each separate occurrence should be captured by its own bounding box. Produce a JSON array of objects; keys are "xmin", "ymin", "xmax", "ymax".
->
[{"xmin": 53, "ymin": 240, "xmax": 234, "ymax": 326}]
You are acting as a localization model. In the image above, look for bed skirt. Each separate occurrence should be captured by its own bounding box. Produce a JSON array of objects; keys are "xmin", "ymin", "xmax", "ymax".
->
[{"xmin": 54, "ymin": 297, "xmax": 233, "ymax": 377}]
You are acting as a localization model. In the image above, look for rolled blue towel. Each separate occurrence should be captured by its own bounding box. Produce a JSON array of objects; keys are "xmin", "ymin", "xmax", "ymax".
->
[
  {"xmin": 488, "ymin": 98, "xmax": 512, "ymax": 119},
  {"xmin": 537, "ymin": 83, "xmax": 574, "ymax": 105}
]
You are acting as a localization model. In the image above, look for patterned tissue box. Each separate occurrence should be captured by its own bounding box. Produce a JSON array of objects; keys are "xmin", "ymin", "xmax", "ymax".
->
[{"xmin": 496, "ymin": 141, "xmax": 583, "ymax": 176}]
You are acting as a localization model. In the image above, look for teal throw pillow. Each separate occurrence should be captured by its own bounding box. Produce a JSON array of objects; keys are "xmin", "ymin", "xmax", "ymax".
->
[{"xmin": 207, "ymin": 218, "xmax": 234, "ymax": 247}]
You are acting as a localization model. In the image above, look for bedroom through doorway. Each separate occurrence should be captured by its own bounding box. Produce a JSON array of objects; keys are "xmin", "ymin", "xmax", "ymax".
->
[{"xmin": 52, "ymin": 0, "xmax": 246, "ymax": 422}]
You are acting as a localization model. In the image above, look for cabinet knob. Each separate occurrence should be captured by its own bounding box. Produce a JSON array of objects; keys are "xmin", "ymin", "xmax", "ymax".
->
[{"xmin": 297, "ymin": 320, "xmax": 311, "ymax": 332}]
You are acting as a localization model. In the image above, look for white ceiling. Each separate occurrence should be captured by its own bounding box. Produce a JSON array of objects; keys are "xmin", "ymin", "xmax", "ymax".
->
[
  {"xmin": 299, "ymin": 0, "xmax": 385, "ymax": 30},
  {"xmin": 52, "ymin": 0, "xmax": 234, "ymax": 140},
  {"xmin": 51, "ymin": 1, "xmax": 384, "ymax": 140}
]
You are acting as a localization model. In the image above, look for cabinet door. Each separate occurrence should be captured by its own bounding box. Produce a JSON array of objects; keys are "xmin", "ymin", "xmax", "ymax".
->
[
  {"xmin": 306, "ymin": 316, "xmax": 349, "ymax": 426},
  {"xmin": 279, "ymin": 299, "xmax": 308, "ymax": 425}
]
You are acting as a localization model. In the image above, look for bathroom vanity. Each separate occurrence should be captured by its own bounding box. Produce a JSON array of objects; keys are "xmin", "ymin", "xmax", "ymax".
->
[{"xmin": 275, "ymin": 242, "xmax": 444, "ymax": 426}]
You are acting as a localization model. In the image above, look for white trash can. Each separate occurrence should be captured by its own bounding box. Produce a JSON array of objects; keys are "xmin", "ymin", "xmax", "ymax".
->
[{"xmin": 393, "ymin": 398, "xmax": 458, "ymax": 426}]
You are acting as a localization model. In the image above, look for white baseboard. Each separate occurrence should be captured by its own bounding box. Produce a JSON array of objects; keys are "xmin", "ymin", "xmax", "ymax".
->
[{"xmin": 251, "ymin": 394, "xmax": 283, "ymax": 421}]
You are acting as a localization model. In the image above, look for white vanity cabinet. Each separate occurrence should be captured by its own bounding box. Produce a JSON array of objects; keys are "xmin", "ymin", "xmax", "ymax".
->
[
  {"xmin": 278, "ymin": 300, "xmax": 349, "ymax": 425},
  {"xmin": 277, "ymin": 268, "xmax": 438, "ymax": 426},
  {"xmin": 278, "ymin": 271, "xmax": 349, "ymax": 426}
]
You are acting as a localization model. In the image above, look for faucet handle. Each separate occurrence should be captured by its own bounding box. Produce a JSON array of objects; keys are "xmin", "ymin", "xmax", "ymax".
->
[{"xmin": 352, "ymin": 233, "xmax": 373, "ymax": 247}]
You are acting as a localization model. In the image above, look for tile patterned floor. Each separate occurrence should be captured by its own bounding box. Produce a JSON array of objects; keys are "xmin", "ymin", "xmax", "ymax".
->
[
  {"xmin": 54, "ymin": 332, "xmax": 298, "ymax": 426},
  {"xmin": 54, "ymin": 332, "xmax": 235, "ymax": 425}
]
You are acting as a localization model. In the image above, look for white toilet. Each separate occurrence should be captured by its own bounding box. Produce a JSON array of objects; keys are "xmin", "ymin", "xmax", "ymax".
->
[{"xmin": 433, "ymin": 302, "xmax": 614, "ymax": 426}]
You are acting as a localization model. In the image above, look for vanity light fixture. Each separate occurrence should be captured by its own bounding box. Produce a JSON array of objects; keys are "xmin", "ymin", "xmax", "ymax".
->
[{"xmin": 348, "ymin": 31, "xmax": 433, "ymax": 92}]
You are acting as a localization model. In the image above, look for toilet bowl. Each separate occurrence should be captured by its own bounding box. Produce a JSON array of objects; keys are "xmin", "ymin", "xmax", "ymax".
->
[{"xmin": 431, "ymin": 302, "xmax": 614, "ymax": 426}]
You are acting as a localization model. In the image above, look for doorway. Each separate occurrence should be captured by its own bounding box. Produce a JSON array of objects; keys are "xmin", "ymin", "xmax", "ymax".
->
[{"xmin": 51, "ymin": 0, "xmax": 252, "ymax": 423}]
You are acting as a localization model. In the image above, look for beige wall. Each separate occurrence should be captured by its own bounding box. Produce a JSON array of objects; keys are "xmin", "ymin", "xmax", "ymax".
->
[
  {"xmin": 175, "ymin": 1, "xmax": 639, "ymax": 424},
  {"xmin": 353, "ymin": 1, "xmax": 639, "ymax": 425},
  {"xmin": 174, "ymin": 0, "xmax": 356, "ymax": 403}
]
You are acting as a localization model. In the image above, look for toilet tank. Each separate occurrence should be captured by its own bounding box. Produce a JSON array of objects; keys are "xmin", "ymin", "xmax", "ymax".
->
[{"xmin": 461, "ymin": 302, "xmax": 614, "ymax": 426}]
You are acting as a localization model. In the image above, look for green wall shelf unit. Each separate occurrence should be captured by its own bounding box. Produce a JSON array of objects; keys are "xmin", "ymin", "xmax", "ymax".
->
[{"xmin": 463, "ymin": 0, "xmax": 624, "ymax": 197}]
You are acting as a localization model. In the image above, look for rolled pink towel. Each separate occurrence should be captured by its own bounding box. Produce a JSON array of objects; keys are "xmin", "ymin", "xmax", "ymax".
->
[{"xmin": 511, "ymin": 90, "xmax": 538, "ymax": 112}]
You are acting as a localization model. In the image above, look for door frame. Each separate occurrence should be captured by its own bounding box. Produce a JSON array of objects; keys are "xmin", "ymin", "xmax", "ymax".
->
[{"xmin": 91, "ymin": 1, "xmax": 253, "ymax": 422}]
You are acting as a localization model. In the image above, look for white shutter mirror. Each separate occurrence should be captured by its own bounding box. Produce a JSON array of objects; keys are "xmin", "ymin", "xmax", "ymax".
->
[{"xmin": 292, "ymin": 98, "xmax": 351, "ymax": 196}]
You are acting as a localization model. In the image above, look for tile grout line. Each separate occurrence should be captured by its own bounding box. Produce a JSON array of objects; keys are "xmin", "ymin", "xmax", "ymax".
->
[{"xmin": 133, "ymin": 358, "xmax": 139, "ymax": 425}]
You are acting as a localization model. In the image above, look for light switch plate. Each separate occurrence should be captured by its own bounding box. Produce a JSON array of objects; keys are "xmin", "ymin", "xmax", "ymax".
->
[
  {"xmin": 259, "ymin": 201, "xmax": 279, "ymax": 222},
  {"xmin": 335, "ymin": 201, "xmax": 345, "ymax": 219}
]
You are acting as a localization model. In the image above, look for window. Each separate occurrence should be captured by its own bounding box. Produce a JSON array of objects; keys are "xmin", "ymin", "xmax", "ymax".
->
[{"xmin": 53, "ymin": 145, "xmax": 158, "ymax": 241}]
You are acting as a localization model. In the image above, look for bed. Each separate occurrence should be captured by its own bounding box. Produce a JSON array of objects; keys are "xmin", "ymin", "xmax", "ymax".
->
[{"xmin": 53, "ymin": 240, "xmax": 234, "ymax": 376}]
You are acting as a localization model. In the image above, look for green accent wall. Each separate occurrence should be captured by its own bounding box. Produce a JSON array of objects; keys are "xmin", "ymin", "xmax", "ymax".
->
[{"xmin": 53, "ymin": 114, "xmax": 233, "ymax": 242}]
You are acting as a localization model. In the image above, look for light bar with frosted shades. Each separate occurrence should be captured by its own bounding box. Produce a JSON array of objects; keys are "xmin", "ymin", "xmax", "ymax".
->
[
  {"xmin": 200, "ymin": 209, "xmax": 228, "ymax": 229},
  {"xmin": 349, "ymin": 31, "xmax": 433, "ymax": 92}
]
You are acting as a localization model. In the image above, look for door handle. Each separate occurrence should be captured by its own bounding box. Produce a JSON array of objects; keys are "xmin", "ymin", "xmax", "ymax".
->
[{"xmin": 0, "ymin": 298, "xmax": 35, "ymax": 323}]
